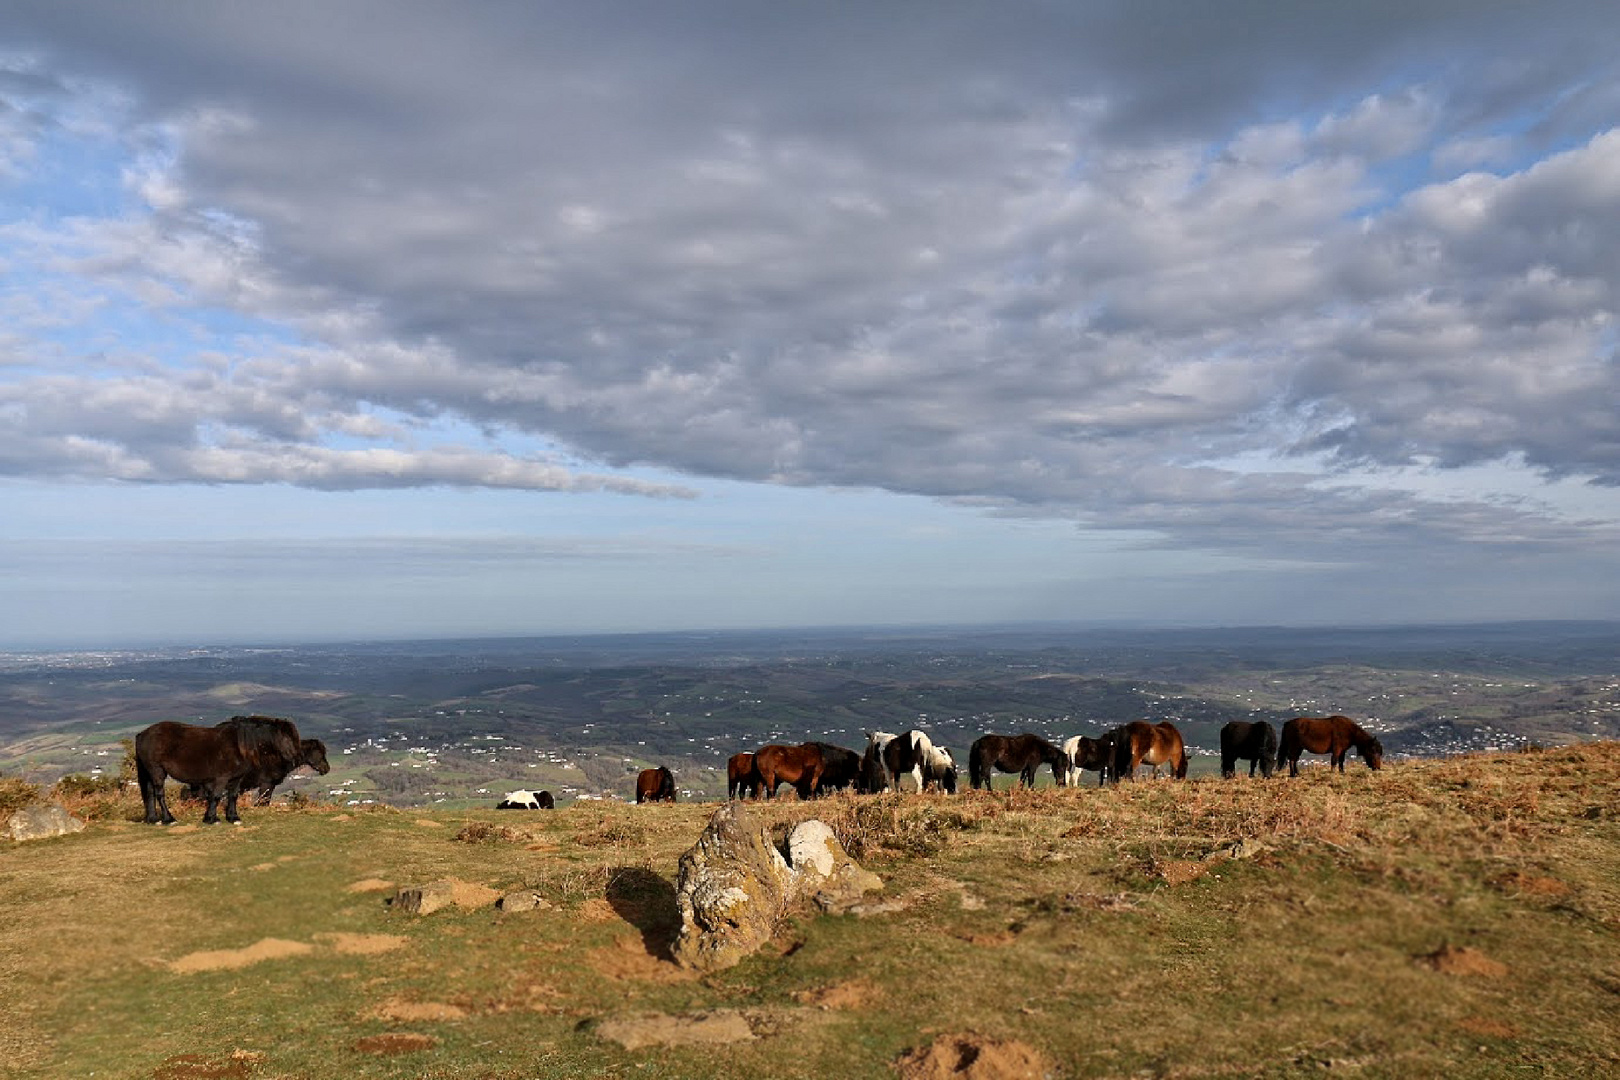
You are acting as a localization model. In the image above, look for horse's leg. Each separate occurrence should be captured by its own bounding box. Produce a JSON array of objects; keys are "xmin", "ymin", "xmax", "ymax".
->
[
  {"xmin": 200, "ymin": 784, "xmax": 221, "ymax": 824},
  {"xmin": 224, "ymin": 781, "xmax": 243, "ymax": 824},
  {"xmin": 137, "ymin": 758, "xmax": 161, "ymax": 824}
]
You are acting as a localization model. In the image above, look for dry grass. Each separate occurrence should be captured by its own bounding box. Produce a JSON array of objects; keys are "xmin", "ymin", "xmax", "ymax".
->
[{"xmin": 2, "ymin": 746, "xmax": 1619, "ymax": 1078}]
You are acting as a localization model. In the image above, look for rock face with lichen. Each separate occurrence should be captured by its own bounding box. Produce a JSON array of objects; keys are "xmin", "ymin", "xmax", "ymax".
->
[
  {"xmin": 671, "ymin": 802, "xmax": 795, "ymax": 971},
  {"xmin": 670, "ymin": 805, "xmax": 884, "ymax": 971},
  {"xmin": 6, "ymin": 804, "xmax": 86, "ymax": 842}
]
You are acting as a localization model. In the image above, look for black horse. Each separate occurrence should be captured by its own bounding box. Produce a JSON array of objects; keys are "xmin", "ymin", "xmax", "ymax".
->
[
  {"xmin": 812, "ymin": 742, "xmax": 863, "ymax": 794},
  {"xmin": 968, "ymin": 733, "xmax": 1066, "ymax": 790},
  {"xmin": 180, "ymin": 716, "xmax": 330, "ymax": 805},
  {"xmin": 1219, "ymin": 721, "xmax": 1278, "ymax": 778},
  {"xmin": 136, "ymin": 716, "xmax": 317, "ymax": 824}
]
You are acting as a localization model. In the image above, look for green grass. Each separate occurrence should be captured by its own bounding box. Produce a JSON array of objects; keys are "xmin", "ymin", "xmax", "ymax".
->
[{"xmin": 3, "ymin": 745, "xmax": 1619, "ymax": 1078}]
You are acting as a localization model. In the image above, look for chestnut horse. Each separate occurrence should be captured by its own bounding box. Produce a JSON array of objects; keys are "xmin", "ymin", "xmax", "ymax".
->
[
  {"xmin": 727, "ymin": 752, "xmax": 762, "ymax": 799},
  {"xmin": 1112, "ymin": 721, "xmax": 1188, "ymax": 781},
  {"xmin": 136, "ymin": 716, "xmax": 311, "ymax": 824},
  {"xmin": 635, "ymin": 766, "xmax": 677, "ymax": 803},
  {"xmin": 1278, "ymin": 716, "xmax": 1383, "ymax": 776},
  {"xmin": 968, "ymin": 733, "xmax": 1065, "ymax": 790},
  {"xmin": 754, "ymin": 742, "xmax": 825, "ymax": 799},
  {"xmin": 1219, "ymin": 721, "xmax": 1278, "ymax": 779}
]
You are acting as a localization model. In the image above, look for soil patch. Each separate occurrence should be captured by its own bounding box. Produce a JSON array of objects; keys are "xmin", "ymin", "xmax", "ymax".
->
[
  {"xmin": 316, "ymin": 932, "xmax": 408, "ymax": 956},
  {"xmin": 594, "ymin": 1009, "xmax": 755, "ymax": 1051},
  {"xmin": 578, "ymin": 897, "xmax": 620, "ymax": 922},
  {"xmin": 793, "ymin": 978, "xmax": 876, "ymax": 1010},
  {"xmin": 1494, "ymin": 871, "xmax": 1572, "ymax": 898},
  {"xmin": 152, "ymin": 1050, "xmax": 265, "ymax": 1079},
  {"xmin": 368, "ymin": 998, "xmax": 468, "ymax": 1023},
  {"xmin": 1422, "ymin": 945, "xmax": 1509, "ymax": 978},
  {"xmin": 586, "ymin": 932, "xmax": 695, "ymax": 983},
  {"xmin": 413, "ymin": 819, "xmax": 444, "ymax": 828},
  {"xmin": 1156, "ymin": 860, "xmax": 1208, "ymax": 886},
  {"xmin": 1457, "ymin": 1016, "xmax": 1519, "ymax": 1038},
  {"xmin": 169, "ymin": 939, "xmax": 313, "ymax": 974},
  {"xmin": 345, "ymin": 878, "xmax": 395, "ymax": 894},
  {"xmin": 896, "ymin": 1033, "xmax": 1056, "ymax": 1079},
  {"xmin": 448, "ymin": 880, "xmax": 501, "ymax": 909},
  {"xmin": 353, "ymin": 1033, "xmax": 438, "ymax": 1055}
]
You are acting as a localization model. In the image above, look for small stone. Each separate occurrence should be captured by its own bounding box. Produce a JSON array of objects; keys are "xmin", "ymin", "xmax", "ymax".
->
[
  {"xmin": 497, "ymin": 889, "xmax": 553, "ymax": 913},
  {"xmin": 390, "ymin": 881, "xmax": 457, "ymax": 915}
]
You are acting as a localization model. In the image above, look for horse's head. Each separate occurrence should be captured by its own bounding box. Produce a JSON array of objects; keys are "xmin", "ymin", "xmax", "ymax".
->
[
  {"xmin": 1362, "ymin": 737, "xmax": 1384, "ymax": 770},
  {"xmin": 301, "ymin": 738, "xmax": 331, "ymax": 775}
]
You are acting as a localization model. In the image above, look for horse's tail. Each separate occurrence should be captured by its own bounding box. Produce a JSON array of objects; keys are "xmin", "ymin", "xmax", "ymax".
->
[{"xmin": 1261, "ymin": 723, "xmax": 1279, "ymax": 775}]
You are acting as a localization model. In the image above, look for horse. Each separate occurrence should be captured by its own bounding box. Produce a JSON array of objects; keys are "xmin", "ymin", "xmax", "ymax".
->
[
  {"xmin": 882, "ymin": 730, "xmax": 957, "ymax": 793},
  {"xmin": 754, "ymin": 742, "xmax": 825, "ymax": 799},
  {"xmin": 1219, "ymin": 721, "xmax": 1278, "ymax": 779},
  {"xmin": 1060, "ymin": 733, "xmax": 1116, "ymax": 787},
  {"xmin": 1112, "ymin": 721, "xmax": 1188, "ymax": 781},
  {"xmin": 859, "ymin": 731, "xmax": 898, "ymax": 793},
  {"xmin": 727, "ymin": 752, "xmax": 762, "ymax": 800},
  {"xmin": 635, "ymin": 766, "xmax": 677, "ymax": 803},
  {"xmin": 497, "ymin": 789, "xmax": 554, "ymax": 809},
  {"xmin": 180, "ymin": 716, "xmax": 329, "ymax": 805},
  {"xmin": 812, "ymin": 742, "xmax": 863, "ymax": 794},
  {"xmin": 135, "ymin": 716, "xmax": 310, "ymax": 824},
  {"xmin": 1278, "ymin": 715, "xmax": 1384, "ymax": 776},
  {"xmin": 968, "ymin": 733, "xmax": 1066, "ymax": 790}
]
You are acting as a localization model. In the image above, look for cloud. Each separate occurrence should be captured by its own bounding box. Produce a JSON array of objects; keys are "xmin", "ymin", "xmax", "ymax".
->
[{"xmin": 2, "ymin": 2, "xmax": 1618, "ymax": 563}]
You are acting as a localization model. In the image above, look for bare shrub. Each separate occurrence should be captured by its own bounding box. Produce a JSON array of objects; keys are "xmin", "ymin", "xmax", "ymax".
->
[{"xmin": 0, "ymin": 778, "xmax": 43, "ymax": 816}]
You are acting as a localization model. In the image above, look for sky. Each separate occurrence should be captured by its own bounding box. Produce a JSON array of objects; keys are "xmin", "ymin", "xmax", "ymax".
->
[{"xmin": 3, "ymin": 2, "xmax": 1620, "ymax": 648}]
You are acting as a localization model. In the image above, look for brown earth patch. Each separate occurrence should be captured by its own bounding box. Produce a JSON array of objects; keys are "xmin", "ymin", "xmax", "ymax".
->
[
  {"xmin": 1156, "ymin": 860, "xmax": 1208, "ymax": 886},
  {"xmin": 1493, "ymin": 871, "xmax": 1572, "ymax": 898},
  {"xmin": 368, "ymin": 998, "xmax": 468, "ymax": 1023},
  {"xmin": 248, "ymin": 863, "xmax": 277, "ymax": 872},
  {"xmin": 152, "ymin": 1050, "xmax": 265, "ymax": 1079},
  {"xmin": 316, "ymin": 932, "xmax": 408, "ymax": 956},
  {"xmin": 413, "ymin": 818, "xmax": 444, "ymax": 828},
  {"xmin": 353, "ymin": 1033, "xmax": 438, "ymax": 1055},
  {"xmin": 577, "ymin": 897, "xmax": 620, "ymax": 922},
  {"xmin": 167, "ymin": 825, "xmax": 199, "ymax": 835},
  {"xmin": 1422, "ymin": 945, "xmax": 1509, "ymax": 978},
  {"xmin": 169, "ymin": 938, "xmax": 313, "ymax": 974},
  {"xmin": 594, "ymin": 1009, "xmax": 755, "ymax": 1051},
  {"xmin": 586, "ymin": 932, "xmax": 695, "ymax": 983},
  {"xmin": 328, "ymin": 813, "xmax": 353, "ymax": 821},
  {"xmin": 896, "ymin": 1033, "xmax": 1056, "ymax": 1079},
  {"xmin": 448, "ymin": 880, "xmax": 502, "ymax": 909},
  {"xmin": 1457, "ymin": 1016, "xmax": 1520, "ymax": 1038},
  {"xmin": 345, "ymin": 878, "xmax": 395, "ymax": 893},
  {"xmin": 793, "ymin": 978, "xmax": 876, "ymax": 1010}
]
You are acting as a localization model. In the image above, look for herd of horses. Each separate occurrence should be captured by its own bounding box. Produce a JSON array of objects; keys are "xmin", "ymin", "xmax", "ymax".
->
[{"xmin": 128, "ymin": 712, "xmax": 1383, "ymax": 824}]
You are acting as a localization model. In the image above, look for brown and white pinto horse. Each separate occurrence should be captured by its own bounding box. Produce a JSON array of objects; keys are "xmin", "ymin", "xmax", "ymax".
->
[
  {"xmin": 1278, "ymin": 715, "xmax": 1383, "ymax": 776},
  {"xmin": 727, "ymin": 752, "xmax": 762, "ymax": 799},
  {"xmin": 635, "ymin": 766, "xmax": 677, "ymax": 803},
  {"xmin": 754, "ymin": 742, "xmax": 825, "ymax": 799},
  {"xmin": 1111, "ymin": 721, "xmax": 1188, "ymax": 781}
]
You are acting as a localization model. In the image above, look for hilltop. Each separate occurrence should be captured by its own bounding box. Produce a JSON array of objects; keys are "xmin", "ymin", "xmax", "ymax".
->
[{"xmin": 3, "ymin": 743, "xmax": 1618, "ymax": 1078}]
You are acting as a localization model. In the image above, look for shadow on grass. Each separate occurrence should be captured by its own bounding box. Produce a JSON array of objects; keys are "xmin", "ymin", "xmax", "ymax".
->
[{"xmin": 605, "ymin": 866, "xmax": 681, "ymax": 961}]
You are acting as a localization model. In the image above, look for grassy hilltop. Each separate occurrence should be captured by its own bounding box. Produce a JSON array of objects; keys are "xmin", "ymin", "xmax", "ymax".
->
[{"xmin": 3, "ymin": 745, "xmax": 1619, "ymax": 1079}]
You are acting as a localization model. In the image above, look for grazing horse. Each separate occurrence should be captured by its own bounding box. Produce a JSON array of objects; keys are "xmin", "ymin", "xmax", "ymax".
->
[
  {"xmin": 812, "ymin": 742, "xmax": 863, "ymax": 794},
  {"xmin": 1219, "ymin": 721, "xmax": 1278, "ymax": 779},
  {"xmin": 969, "ymin": 733, "xmax": 1066, "ymax": 790},
  {"xmin": 497, "ymin": 789, "xmax": 554, "ymax": 809},
  {"xmin": 136, "ymin": 716, "xmax": 308, "ymax": 824},
  {"xmin": 181, "ymin": 716, "xmax": 329, "ymax": 805},
  {"xmin": 1060, "ymin": 733, "xmax": 1116, "ymax": 787},
  {"xmin": 727, "ymin": 752, "xmax": 762, "ymax": 800},
  {"xmin": 1112, "ymin": 721, "xmax": 1188, "ymax": 782},
  {"xmin": 635, "ymin": 766, "xmax": 677, "ymax": 803},
  {"xmin": 859, "ymin": 731, "xmax": 898, "ymax": 793},
  {"xmin": 754, "ymin": 743, "xmax": 825, "ymax": 799},
  {"xmin": 1278, "ymin": 715, "xmax": 1384, "ymax": 776},
  {"xmin": 882, "ymin": 730, "xmax": 957, "ymax": 793}
]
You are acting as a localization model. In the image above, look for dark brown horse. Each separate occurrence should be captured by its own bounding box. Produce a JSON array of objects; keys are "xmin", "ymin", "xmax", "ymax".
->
[
  {"xmin": 754, "ymin": 742, "xmax": 825, "ymax": 799},
  {"xmin": 968, "ymin": 733, "xmax": 1065, "ymax": 790},
  {"xmin": 1219, "ymin": 721, "xmax": 1278, "ymax": 779},
  {"xmin": 635, "ymin": 766, "xmax": 676, "ymax": 803},
  {"xmin": 136, "ymin": 716, "xmax": 310, "ymax": 824},
  {"xmin": 727, "ymin": 752, "xmax": 762, "ymax": 799},
  {"xmin": 1112, "ymin": 721, "xmax": 1188, "ymax": 781},
  {"xmin": 1278, "ymin": 716, "xmax": 1383, "ymax": 776},
  {"xmin": 812, "ymin": 742, "xmax": 863, "ymax": 794},
  {"xmin": 181, "ymin": 716, "xmax": 329, "ymax": 805}
]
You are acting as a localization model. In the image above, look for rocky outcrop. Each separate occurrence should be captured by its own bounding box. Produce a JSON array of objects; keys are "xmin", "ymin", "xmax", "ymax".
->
[
  {"xmin": 670, "ymin": 805, "xmax": 883, "ymax": 971},
  {"xmin": 6, "ymin": 804, "xmax": 86, "ymax": 842}
]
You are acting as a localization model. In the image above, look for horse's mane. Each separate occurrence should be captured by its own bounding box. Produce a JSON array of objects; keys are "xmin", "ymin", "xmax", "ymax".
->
[{"xmin": 224, "ymin": 715, "xmax": 301, "ymax": 767}]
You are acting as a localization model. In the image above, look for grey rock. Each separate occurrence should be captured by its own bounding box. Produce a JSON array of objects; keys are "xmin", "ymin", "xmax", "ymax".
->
[
  {"xmin": 6, "ymin": 804, "xmax": 86, "ymax": 842},
  {"xmin": 670, "ymin": 802, "xmax": 794, "ymax": 972},
  {"xmin": 786, "ymin": 819, "xmax": 884, "ymax": 915},
  {"xmin": 496, "ymin": 889, "xmax": 553, "ymax": 913},
  {"xmin": 390, "ymin": 880, "xmax": 457, "ymax": 915}
]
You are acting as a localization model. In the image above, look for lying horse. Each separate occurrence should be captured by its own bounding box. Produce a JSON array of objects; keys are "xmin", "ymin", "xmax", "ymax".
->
[
  {"xmin": 969, "ymin": 733, "xmax": 1066, "ymax": 790},
  {"xmin": 1112, "ymin": 721, "xmax": 1188, "ymax": 781},
  {"xmin": 136, "ymin": 716, "xmax": 311, "ymax": 824},
  {"xmin": 180, "ymin": 716, "xmax": 329, "ymax": 805},
  {"xmin": 635, "ymin": 766, "xmax": 677, "ymax": 803},
  {"xmin": 497, "ymin": 788, "xmax": 555, "ymax": 809},
  {"xmin": 1220, "ymin": 721, "xmax": 1278, "ymax": 779},
  {"xmin": 882, "ymin": 730, "xmax": 957, "ymax": 793},
  {"xmin": 813, "ymin": 742, "xmax": 863, "ymax": 794},
  {"xmin": 859, "ymin": 731, "xmax": 898, "ymax": 793},
  {"xmin": 1279, "ymin": 715, "xmax": 1383, "ymax": 776},
  {"xmin": 754, "ymin": 742, "xmax": 824, "ymax": 799},
  {"xmin": 1060, "ymin": 733, "xmax": 1116, "ymax": 787},
  {"xmin": 727, "ymin": 752, "xmax": 762, "ymax": 800}
]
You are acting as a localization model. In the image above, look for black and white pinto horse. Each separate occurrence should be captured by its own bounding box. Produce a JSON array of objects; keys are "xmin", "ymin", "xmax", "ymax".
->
[
  {"xmin": 1060, "ymin": 733, "xmax": 1116, "ymax": 787},
  {"xmin": 496, "ymin": 788, "xmax": 555, "ymax": 809},
  {"xmin": 860, "ymin": 731, "xmax": 899, "ymax": 792},
  {"xmin": 881, "ymin": 729, "xmax": 958, "ymax": 793}
]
